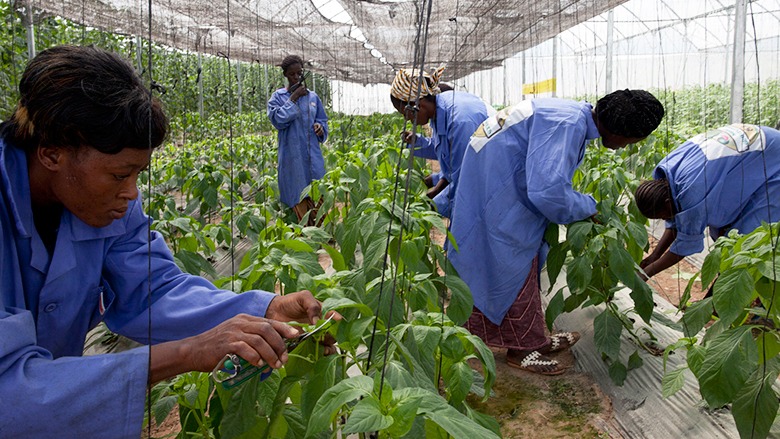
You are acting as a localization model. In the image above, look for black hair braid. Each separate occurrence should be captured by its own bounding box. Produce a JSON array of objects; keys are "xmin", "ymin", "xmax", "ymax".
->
[
  {"xmin": 635, "ymin": 179, "xmax": 673, "ymax": 219},
  {"xmin": 596, "ymin": 89, "xmax": 665, "ymax": 138}
]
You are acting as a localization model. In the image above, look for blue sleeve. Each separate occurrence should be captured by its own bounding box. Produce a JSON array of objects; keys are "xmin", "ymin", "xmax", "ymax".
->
[
  {"xmin": 102, "ymin": 201, "xmax": 276, "ymax": 344},
  {"xmin": 669, "ymin": 210, "xmax": 705, "ymax": 256},
  {"xmin": 445, "ymin": 115, "xmax": 481, "ymax": 184},
  {"xmin": 267, "ymin": 91, "xmax": 299, "ymax": 130},
  {"xmin": 0, "ymin": 305, "xmax": 150, "ymax": 437},
  {"xmin": 412, "ymin": 135, "xmax": 438, "ymax": 160},
  {"xmin": 433, "ymin": 184, "xmax": 452, "ymax": 218},
  {"xmin": 315, "ymin": 95, "xmax": 329, "ymax": 143},
  {"xmin": 525, "ymin": 117, "xmax": 597, "ymax": 224}
]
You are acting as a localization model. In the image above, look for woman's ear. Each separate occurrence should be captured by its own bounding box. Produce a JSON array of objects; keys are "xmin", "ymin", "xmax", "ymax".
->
[{"xmin": 36, "ymin": 146, "xmax": 64, "ymax": 171}]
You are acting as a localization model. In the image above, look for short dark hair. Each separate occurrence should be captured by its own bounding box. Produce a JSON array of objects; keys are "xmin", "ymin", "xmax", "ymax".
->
[
  {"xmin": 2, "ymin": 45, "xmax": 168, "ymax": 154},
  {"xmin": 280, "ymin": 55, "xmax": 304, "ymax": 73},
  {"xmin": 596, "ymin": 89, "xmax": 664, "ymax": 138},
  {"xmin": 635, "ymin": 178, "xmax": 673, "ymax": 219}
]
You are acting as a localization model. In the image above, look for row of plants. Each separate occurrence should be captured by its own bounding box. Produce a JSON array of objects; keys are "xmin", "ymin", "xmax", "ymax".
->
[{"xmin": 143, "ymin": 113, "xmax": 501, "ymax": 438}]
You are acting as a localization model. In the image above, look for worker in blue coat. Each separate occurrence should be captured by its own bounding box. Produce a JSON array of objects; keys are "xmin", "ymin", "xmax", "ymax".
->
[
  {"xmin": 0, "ymin": 45, "xmax": 337, "ymax": 438},
  {"xmin": 268, "ymin": 55, "xmax": 329, "ymax": 225},
  {"xmin": 636, "ymin": 124, "xmax": 780, "ymax": 279},
  {"xmin": 450, "ymin": 90, "xmax": 664, "ymax": 375},
  {"xmin": 390, "ymin": 67, "xmax": 493, "ymax": 217}
]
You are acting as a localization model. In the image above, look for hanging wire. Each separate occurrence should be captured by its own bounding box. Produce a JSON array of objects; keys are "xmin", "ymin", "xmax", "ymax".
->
[
  {"xmin": 144, "ymin": 0, "xmax": 154, "ymax": 435},
  {"xmin": 365, "ymin": 0, "xmax": 433, "ymax": 390},
  {"xmin": 745, "ymin": 2, "xmax": 778, "ymax": 437}
]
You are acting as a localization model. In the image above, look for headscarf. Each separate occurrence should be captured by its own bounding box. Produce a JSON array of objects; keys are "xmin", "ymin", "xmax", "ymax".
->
[{"xmin": 390, "ymin": 66, "xmax": 446, "ymax": 102}]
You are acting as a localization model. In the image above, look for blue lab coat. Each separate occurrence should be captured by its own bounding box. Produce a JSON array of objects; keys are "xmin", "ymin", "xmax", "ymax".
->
[
  {"xmin": 449, "ymin": 99, "xmax": 600, "ymax": 325},
  {"xmin": 268, "ymin": 88, "xmax": 329, "ymax": 208},
  {"xmin": 410, "ymin": 91, "xmax": 491, "ymax": 217},
  {"xmin": 0, "ymin": 137, "xmax": 276, "ymax": 438},
  {"xmin": 655, "ymin": 124, "xmax": 780, "ymax": 256}
]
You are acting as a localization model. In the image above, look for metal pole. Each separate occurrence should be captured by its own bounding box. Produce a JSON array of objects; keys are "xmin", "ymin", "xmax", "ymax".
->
[
  {"xmin": 236, "ymin": 61, "xmax": 243, "ymax": 113},
  {"xmin": 521, "ymin": 51, "xmax": 526, "ymax": 100},
  {"xmin": 730, "ymin": 0, "xmax": 747, "ymax": 123},
  {"xmin": 135, "ymin": 35, "xmax": 143, "ymax": 73},
  {"xmin": 552, "ymin": 36, "xmax": 558, "ymax": 98},
  {"xmin": 198, "ymin": 51, "xmax": 204, "ymax": 119},
  {"xmin": 24, "ymin": 0, "xmax": 35, "ymax": 59},
  {"xmin": 606, "ymin": 9, "xmax": 614, "ymax": 94}
]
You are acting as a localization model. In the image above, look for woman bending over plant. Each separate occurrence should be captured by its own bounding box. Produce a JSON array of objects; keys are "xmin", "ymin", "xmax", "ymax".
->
[
  {"xmin": 449, "ymin": 90, "xmax": 664, "ymax": 375},
  {"xmin": 636, "ymin": 124, "xmax": 780, "ymax": 280},
  {"xmin": 390, "ymin": 66, "xmax": 493, "ymax": 217}
]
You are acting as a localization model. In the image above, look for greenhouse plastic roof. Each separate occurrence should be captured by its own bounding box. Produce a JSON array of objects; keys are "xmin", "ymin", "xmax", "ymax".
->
[{"xmin": 27, "ymin": 0, "xmax": 627, "ymax": 84}]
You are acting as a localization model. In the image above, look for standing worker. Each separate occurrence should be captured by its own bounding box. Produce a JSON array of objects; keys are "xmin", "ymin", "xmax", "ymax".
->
[
  {"xmin": 268, "ymin": 55, "xmax": 329, "ymax": 225},
  {"xmin": 390, "ymin": 66, "xmax": 493, "ymax": 217},
  {"xmin": 451, "ymin": 90, "xmax": 664, "ymax": 374},
  {"xmin": 636, "ymin": 124, "xmax": 780, "ymax": 279}
]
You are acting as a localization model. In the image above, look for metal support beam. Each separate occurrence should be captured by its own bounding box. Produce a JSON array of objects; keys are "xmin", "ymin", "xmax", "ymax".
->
[
  {"xmin": 24, "ymin": 0, "xmax": 35, "ymax": 59},
  {"xmin": 605, "ymin": 9, "xmax": 614, "ymax": 94},
  {"xmin": 236, "ymin": 61, "xmax": 243, "ymax": 113},
  {"xmin": 730, "ymin": 0, "xmax": 747, "ymax": 123}
]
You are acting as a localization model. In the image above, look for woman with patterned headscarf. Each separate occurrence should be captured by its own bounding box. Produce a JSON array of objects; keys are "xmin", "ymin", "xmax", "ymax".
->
[{"xmin": 390, "ymin": 66, "xmax": 494, "ymax": 217}]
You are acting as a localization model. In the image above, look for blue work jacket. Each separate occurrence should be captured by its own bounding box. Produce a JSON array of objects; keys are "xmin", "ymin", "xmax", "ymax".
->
[
  {"xmin": 411, "ymin": 91, "xmax": 492, "ymax": 217},
  {"xmin": 449, "ymin": 99, "xmax": 600, "ymax": 325},
  {"xmin": 268, "ymin": 88, "xmax": 329, "ymax": 208},
  {"xmin": 655, "ymin": 124, "xmax": 780, "ymax": 256},
  {"xmin": 0, "ymin": 137, "xmax": 275, "ymax": 438}
]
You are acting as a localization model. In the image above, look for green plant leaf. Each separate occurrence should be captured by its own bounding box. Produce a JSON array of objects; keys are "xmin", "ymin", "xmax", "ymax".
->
[
  {"xmin": 731, "ymin": 359, "xmax": 780, "ymax": 439},
  {"xmin": 322, "ymin": 244, "xmax": 347, "ymax": 272},
  {"xmin": 545, "ymin": 243, "xmax": 566, "ymax": 289},
  {"xmin": 306, "ymin": 375, "xmax": 373, "ymax": 437},
  {"xmin": 681, "ymin": 297, "xmax": 714, "ymax": 338},
  {"xmin": 566, "ymin": 221, "xmax": 593, "ymax": 253},
  {"xmin": 628, "ymin": 350, "xmax": 643, "ymax": 370},
  {"xmin": 443, "ymin": 360, "xmax": 473, "ymax": 405},
  {"xmin": 700, "ymin": 249, "xmax": 721, "ymax": 288},
  {"xmin": 567, "ymin": 255, "xmax": 593, "ymax": 295},
  {"xmin": 386, "ymin": 395, "xmax": 422, "ymax": 438},
  {"xmin": 594, "ymin": 309, "xmax": 623, "ymax": 361},
  {"xmin": 441, "ymin": 275, "xmax": 473, "ymax": 325},
  {"xmin": 712, "ymin": 269, "xmax": 755, "ymax": 327},
  {"xmin": 608, "ymin": 361, "xmax": 627, "ymax": 386},
  {"xmin": 395, "ymin": 388, "xmax": 501, "ymax": 439},
  {"xmin": 661, "ymin": 367, "xmax": 687, "ymax": 398},
  {"xmin": 697, "ymin": 326, "xmax": 757, "ymax": 408},
  {"xmin": 342, "ymin": 396, "xmax": 394, "ymax": 434},
  {"xmin": 545, "ymin": 288, "xmax": 565, "ymax": 331},
  {"xmin": 607, "ymin": 241, "xmax": 653, "ymax": 322}
]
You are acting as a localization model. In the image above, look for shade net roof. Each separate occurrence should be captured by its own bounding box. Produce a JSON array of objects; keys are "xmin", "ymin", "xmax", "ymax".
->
[{"xmin": 27, "ymin": 0, "xmax": 627, "ymax": 84}]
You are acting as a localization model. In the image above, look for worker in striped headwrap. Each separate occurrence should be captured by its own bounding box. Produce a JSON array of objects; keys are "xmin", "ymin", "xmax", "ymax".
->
[{"xmin": 390, "ymin": 66, "xmax": 495, "ymax": 218}]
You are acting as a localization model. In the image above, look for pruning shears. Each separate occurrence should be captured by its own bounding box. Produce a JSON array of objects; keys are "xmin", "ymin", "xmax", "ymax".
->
[{"xmin": 211, "ymin": 315, "xmax": 335, "ymax": 389}]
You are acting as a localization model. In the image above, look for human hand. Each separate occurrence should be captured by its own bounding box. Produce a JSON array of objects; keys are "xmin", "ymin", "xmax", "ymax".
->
[
  {"xmin": 400, "ymin": 130, "xmax": 417, "ymax": 145},
  {"xmin": 290, "ymin": 83, "xmax": 308, "ymax": 101},
  {"xmin": 266, "ymin": 290, "xmax": 342, "ymax": 355},
  {"xmin": 313, "ymin": 122, "xmax": 324, "ymax": 137},
  {"xmin": 183, "ymin": 314, "xmax": 299, "ymax": 372}
]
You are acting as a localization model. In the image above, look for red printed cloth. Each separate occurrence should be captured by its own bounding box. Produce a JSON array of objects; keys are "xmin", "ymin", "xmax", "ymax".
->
[{"xmin": 464, "ymin": 258, "xmax": 550, "ymax": 351}]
